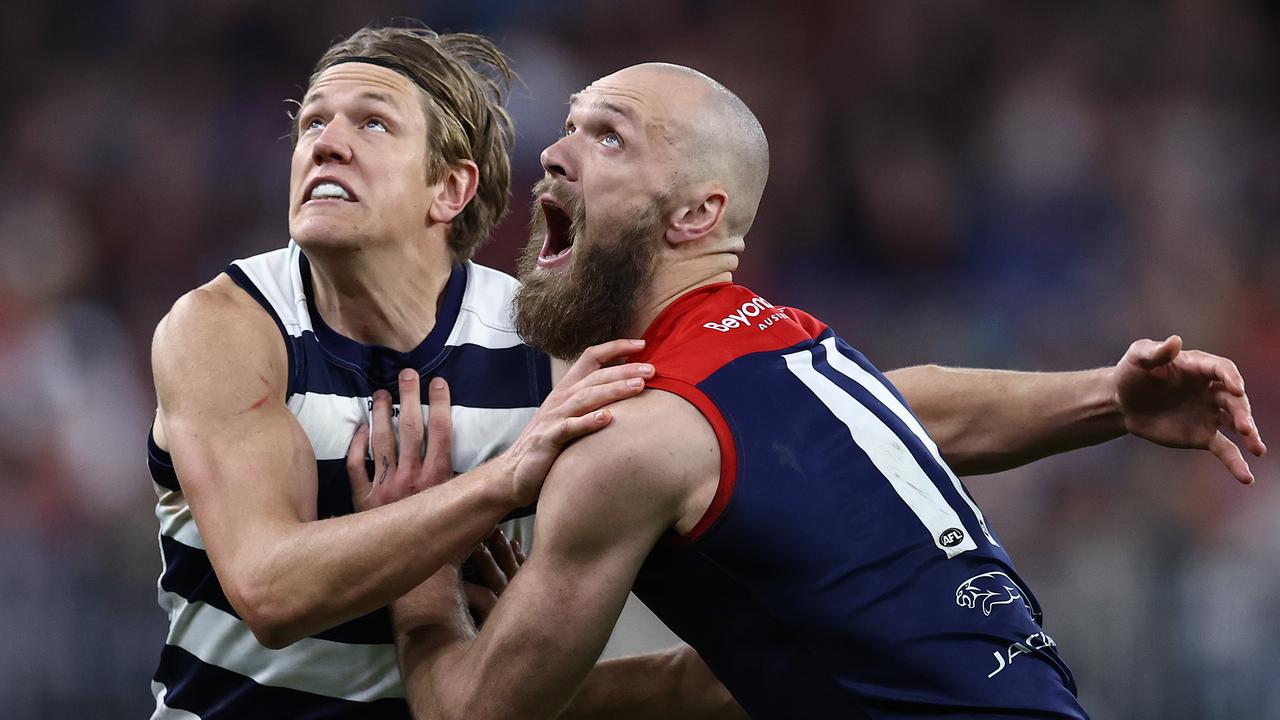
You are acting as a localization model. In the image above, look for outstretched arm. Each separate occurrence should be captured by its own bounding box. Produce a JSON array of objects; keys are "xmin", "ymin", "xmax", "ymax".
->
[
  {"xmin": 887, "ymin": 336, "xmax": 1265, "ymax": 481},
  {"xmin": 388, "ymin": 390, "xmax": 717, "ymax": 720},
  {"xmin": 153, "ymin": 275, "xmax": 651, "ymax": 647}
]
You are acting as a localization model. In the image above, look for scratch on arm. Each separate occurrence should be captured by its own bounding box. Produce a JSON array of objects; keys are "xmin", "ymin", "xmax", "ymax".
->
[{"xmin": 234, "ymin": 374, "xmax": 273, "ymax": 415}]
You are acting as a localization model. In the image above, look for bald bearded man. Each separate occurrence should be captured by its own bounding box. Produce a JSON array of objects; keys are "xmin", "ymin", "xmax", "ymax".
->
[{"xmin": 363, "ymin": 63, "xmax": 1263, "ymax": 720}]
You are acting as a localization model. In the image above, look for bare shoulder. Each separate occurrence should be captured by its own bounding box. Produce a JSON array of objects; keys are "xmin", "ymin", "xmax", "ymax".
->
[
  {"xmin": 540, "ymin": 389, "xmax": 721, "ymax": 537},
  {"xmin": 154, "ymin": 274, "xmax": 273, "ymax": 352},
  {"xmin": 152, "ymin": 273, "xmax": 288, "ymax": 421}
]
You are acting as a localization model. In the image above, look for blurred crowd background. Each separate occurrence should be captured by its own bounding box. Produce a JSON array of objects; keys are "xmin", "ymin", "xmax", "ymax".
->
[{"xmin": 2, "ymin": 1, "xmax": 1277, "ymax": 717}]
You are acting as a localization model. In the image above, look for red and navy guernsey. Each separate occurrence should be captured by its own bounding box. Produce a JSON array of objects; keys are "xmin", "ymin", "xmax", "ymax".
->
[{"xmin": 630, "ymin": 282, "xmax": 1089, "ymax": 719}]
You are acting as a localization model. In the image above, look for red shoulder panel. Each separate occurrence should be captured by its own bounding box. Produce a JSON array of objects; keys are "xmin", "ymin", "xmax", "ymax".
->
[
  {"xmin": 633, "ymin": 283, "xmax": 829, "ymax": 385},
  {"xmin": 631, "ymin": 282, "xmax": 831, "ymax": 543},
  {"xmin": 780, "ymin": 306, "xmax": 830, "ymax": 339},
  {"xmin": 645, "ymin": 376, "xmax": 737, "ymax": 543}
]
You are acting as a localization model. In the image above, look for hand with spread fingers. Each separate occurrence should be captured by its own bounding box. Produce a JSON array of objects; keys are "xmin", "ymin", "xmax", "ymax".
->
[
  {"xmin": 347, "ymin": 339, "xmax": 653, "ymax": 512},
  {"xmin": 462, "ymin": 528, "xmax": 526, "ymax": 625},
  {"xmin": 347, "ymin": 369, "xmax": 456, "ymax": 512},
  {"xmin": 1116, "ymin": 335, "xmax": 1266, "ymax": 484}
]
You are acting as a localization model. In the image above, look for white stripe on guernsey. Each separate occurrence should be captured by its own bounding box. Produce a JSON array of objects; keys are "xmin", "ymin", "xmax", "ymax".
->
[
  {"xmin": 287, "ymin": 392, "xmax": 364, "ymax": 460},
  {"xmin": 162, "ymin": 591, "xmax": 404, "ymax": 701},
  {"xmin": 154, "ymin": 484, "xmax": 204, "ymax": 549},
  {"xmin": 450, "ymin": 306, "xmax": 527, "ymax": 350},
  {"xmin": 230, "ymin": 243, "xmax": 310, "ymax": 337},
  {"xmin": 150, "ymin": 681, "xmax": 203, "ymax": 720},
  {"xmin": 783, "ymin": 348, "xmax": 977, "ymax": 558},
  {"xmin": 288, "ymin": 391, "xmax": 536, "ymax": 470},
  {"xmin": 818, "ymin": 337, "xmax": 999, "ymax": 547},
  {"xmin": 447, "ymin": 405, "xmax": 537, "ymax": 471},
  {"xmin": 448, "ymin": 262, "xmax": 527, "ymax": 350}
]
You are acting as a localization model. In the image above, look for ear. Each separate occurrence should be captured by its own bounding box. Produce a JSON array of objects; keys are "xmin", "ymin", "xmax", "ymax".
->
[
  {"xmin": 664, "ymin": 188, "xmax": 727, "ymax": 247},
  {"xmin": 428, "ymin": 160, "xmax": 480, "ymax": 224}
]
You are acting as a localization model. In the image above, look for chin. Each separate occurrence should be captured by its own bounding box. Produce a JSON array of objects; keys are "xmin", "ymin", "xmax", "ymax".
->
[{"xmin": 290, "ymin": 219, "xmax": 369, "ymax": 251}]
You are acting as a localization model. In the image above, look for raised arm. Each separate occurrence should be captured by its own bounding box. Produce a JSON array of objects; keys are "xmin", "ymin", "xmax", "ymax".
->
[
  {"xmin": 887, "ymin": 336, "xmax": 1265, "ymax": 481},
  {"xmin": 389, "ymin": 390, "xmax": 715, "ymax": 720},
  {"xmin": 152, "ymin": 275, "xmax": 649, "ymax": 648}
]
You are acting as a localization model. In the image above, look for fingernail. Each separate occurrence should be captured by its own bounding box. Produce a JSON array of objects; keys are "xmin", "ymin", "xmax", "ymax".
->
[
  {"xmin": 594, "ymin": 410, "xmax": 606, "ymax": 422},
  {"xmin": 431, "ymin": 377, "xmax": 446, "ymax": 390},
  {"xmin": 630, "ymin": 339, "xmax": 646, "ymax": 346},
  {"xmin": 638, "ymin": 363, "xmax": 654, "ymax": 376},
  {"xmin": 400, "ymin": 369, "xmax": 416, "ymax": 382},
  {"xmin": 627, "ymin": 377, "xmax": 644, "ymax": 388}
]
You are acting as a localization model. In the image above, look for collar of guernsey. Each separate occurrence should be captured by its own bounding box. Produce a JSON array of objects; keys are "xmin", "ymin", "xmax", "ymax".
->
[
  {"xmin": 298, "ymin": 250, "xmax": 468, "ymax": 390},
  {"xmin": 634, "ymin": 281, "xmax": 737, "ymax": 357}
]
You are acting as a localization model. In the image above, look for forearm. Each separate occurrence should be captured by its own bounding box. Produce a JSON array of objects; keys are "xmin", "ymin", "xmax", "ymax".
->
[
  {"xmin": 392, "ymin": 567, "xmax": 480, "ymax": 720},
  {"xmin": 393, "ymin": 604, "xmax": 744, "ymax": 720},
  {"xmin": 888, "ymin": 365, "xmax": 1126, "ymax": 475},
  {"xmin": 237, "ymin": 461, "xmax": 513, "ymax": 647},
  {"xmin": 393, "ymin": 554, "xmax": 639, "ymax": 720},
  {"xmin": 396, "ymin": 584, "xmax": 614, "ymax": 720},
  {"xmin": 561, "ymin": 645, "xmax": 746, "ymax": 720}
]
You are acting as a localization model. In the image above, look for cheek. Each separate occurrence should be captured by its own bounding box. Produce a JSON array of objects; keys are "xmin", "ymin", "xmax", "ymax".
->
[{"xmin": 288, "ymin": 147, "xmax": 313, "ymax": 193}]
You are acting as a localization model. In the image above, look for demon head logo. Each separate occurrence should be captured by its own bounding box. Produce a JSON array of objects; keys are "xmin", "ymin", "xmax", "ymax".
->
[{"xmin": 955, "ymin": 571, "xmax": 1033, "ymax": 618}]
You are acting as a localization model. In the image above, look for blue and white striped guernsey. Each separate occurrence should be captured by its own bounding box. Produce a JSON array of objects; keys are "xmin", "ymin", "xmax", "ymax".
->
[{"xmin": 147, "ymin": 241, "xmax": 551, "ymax": 719}]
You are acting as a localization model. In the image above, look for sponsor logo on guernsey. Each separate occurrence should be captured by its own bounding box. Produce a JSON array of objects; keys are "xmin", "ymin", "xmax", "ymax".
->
[
  {"xmin": 955, "ymin": 571, "xmax": 1032, "ymax": 618},
  {"xmin": 985, "ymin": 631, "xmax": 1058, "ymax": 679},
  {"xmin": 956, "ymin": 572, "xmax": 1054, "ymax": 679},
  {"xmin": 702, "ymin": 297, "xmax": 789, "ymax": 332}
]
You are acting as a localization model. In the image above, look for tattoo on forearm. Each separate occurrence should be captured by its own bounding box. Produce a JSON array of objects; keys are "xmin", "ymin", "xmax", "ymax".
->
[{"xmin": 378, "ymin": 456, "xmax": 389, "ymax": 484}]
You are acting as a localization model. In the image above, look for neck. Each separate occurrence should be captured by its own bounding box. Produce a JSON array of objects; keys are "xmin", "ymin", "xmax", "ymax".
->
[
  {"xmin": 628, "ymin": 241, "xmax": 741, "ymax": 338},
  {"xmin": 303, "ymin": 235, "xmax": 454, "ymax": 352}
]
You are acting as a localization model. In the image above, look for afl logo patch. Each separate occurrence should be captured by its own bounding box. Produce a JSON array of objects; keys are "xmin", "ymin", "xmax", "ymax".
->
[{"xmin": 938, "ymin": 528, "xmax": 966, "ymax": 547}]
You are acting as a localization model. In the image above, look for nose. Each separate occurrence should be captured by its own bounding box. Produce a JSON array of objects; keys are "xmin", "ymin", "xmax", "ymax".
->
[
  {"xmin": 539, "ymin": 136, "xmax": 576, "ymax": 181},
  {"xmin": 312, "ymin": 119, "xmax": 353, "ymax": 165}
]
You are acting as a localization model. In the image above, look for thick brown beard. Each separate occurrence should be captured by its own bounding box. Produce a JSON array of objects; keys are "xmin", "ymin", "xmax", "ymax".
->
[{"xmin": 514, "ymin": 193, "xmax": 659, "ymax": 361}]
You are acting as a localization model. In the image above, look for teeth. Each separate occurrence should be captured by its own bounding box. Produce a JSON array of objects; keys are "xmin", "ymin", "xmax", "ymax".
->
[{"xmin": 310, "ymin": 182, "xmax": 351, "ymax": 201}]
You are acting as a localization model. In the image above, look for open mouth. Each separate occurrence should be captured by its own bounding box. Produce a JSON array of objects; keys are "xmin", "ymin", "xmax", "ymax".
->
[{"xmin": 537, "ymin": 196, "xmax": 574, "ymax": 266}]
